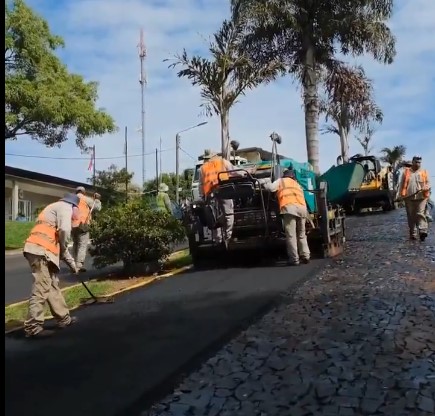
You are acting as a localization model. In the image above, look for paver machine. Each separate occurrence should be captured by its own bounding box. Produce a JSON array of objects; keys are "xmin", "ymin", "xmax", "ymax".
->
[{"xmin": 182, "ymin": 134, "xmax": 347, "ymax": 268}]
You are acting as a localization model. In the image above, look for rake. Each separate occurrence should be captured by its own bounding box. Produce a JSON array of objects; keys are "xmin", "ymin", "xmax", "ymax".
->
[{"xmin": 76, "ymin": 275, "xmax": 115, "ymax": 306}]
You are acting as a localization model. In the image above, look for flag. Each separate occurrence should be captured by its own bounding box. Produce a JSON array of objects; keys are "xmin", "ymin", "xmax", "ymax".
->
[{"xmin": 88, "ymin": 147, "xmax": 94, "ymax": 171}]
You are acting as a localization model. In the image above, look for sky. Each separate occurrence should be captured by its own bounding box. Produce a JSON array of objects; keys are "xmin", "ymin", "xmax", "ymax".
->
[{"xmin": 5, "ymin": 0, "xmax": 435, "ymax": 185}]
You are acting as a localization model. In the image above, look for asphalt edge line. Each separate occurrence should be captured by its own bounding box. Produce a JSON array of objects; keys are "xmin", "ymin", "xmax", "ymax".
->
[{"xmin": 4, "ymin": 264, "xmax": 193, "ymax": 335}]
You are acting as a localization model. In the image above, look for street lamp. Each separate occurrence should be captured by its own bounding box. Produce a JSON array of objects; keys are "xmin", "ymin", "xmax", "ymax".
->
[{"xmin": 175, "ymin": 121, "xmax": 208, "ymax": 203}]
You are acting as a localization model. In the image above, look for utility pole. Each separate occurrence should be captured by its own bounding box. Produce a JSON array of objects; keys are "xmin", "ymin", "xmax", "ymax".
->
[
  {"xmin": 175, "ymin": 121, "xmax": 208, "ymax": 204},
  {"xmin": 155, "ymin": 148, "xmax": 159, "ymax": 189},
  {"xmin": 92, "ymin": 145, "xmax": 96, "ymax": 188},
  {"xmin": 124, "ymin": 126, "xmax": 128, "ymax": 202},
  {"xmin": 138, "ymin": 28, "xmax": 147, "ymax": 188},
  {"xmin": 159, "ymin": 136, "xmax": 162, "ymax": 185}
]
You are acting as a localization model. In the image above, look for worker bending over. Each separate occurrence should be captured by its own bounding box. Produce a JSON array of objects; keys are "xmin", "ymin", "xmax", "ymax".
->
[
  {"xmin": 396, "ymin": 155, "xmax": 431, "ymax": 241},
  {"xmin": 198, "ymin": 149, "xmax": 236, "ymax": 244},
  {"xmin": 263, "ymin": 169, "xmax": 311, "ymax": 266},
  {"xmin": 23, "ymin": 194, "xmax": 81, "ymax": 338},
  {"xmin": 72, "ymin": 186, "xmax": 102, "ymax": 272}
]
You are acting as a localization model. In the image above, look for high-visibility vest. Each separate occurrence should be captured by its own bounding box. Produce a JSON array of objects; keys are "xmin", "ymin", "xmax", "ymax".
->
[
  {"xmin": 201, "ymin": 158, "xmax": 229, "ymax": 197},
  {"xmin": 156, "ymin": 192, "xmax": 170, "ymax": 213},
  {"xmin": 401, "ymin": 168, "xmax": 430, "ymax": 199},
  {"xmin": 72, "ymin": 195, "xmax": 91, "ymax": 228},
  {"xmin": 25, "ymin": 208, "xmax": 60, "ymax": 257},
  {"xmin": 277, "ymin": 178, "xmax": 306, "ymax": 210}
]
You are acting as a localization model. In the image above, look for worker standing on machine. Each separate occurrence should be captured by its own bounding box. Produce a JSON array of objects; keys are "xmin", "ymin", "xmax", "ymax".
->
[
  {"xmin": 198, "ymin": 149, "xmax": 236, "ymax": 245},
  {"xmin": 263, "ymin": 169, "xmax": 311, "ymax": 266},
  {"xmin": 396, "ymin": 155, "xmax": 431, "ymax": 241}
]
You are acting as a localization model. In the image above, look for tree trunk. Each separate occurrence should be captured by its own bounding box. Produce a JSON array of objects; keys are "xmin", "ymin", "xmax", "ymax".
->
[
  {"xmin": 339, "ymin": 124, "xmax": 349, "ymax": 163},
  {"xmin": 220, "ymin": 110, "xmax": 230, "ymax": 160},
  {"xmin": 302, "ymin": 43, "xmax": 320, "ymax": 174}
]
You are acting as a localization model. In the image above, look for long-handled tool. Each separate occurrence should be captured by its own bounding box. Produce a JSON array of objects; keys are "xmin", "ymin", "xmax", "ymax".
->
[{"xmin": 77, "ymin": 275, "xmax": 114, "ymax": 306}]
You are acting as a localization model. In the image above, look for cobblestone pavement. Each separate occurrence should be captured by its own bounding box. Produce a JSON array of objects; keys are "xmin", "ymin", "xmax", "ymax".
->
[{"xmin": 145, "ymin": 209, "xmax": 435, "ymax": 416}]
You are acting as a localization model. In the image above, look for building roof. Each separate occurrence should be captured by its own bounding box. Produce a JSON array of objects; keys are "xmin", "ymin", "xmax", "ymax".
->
[{"xmin": 5, "ymin": 165, "xmax": 94, "ymax": 190}]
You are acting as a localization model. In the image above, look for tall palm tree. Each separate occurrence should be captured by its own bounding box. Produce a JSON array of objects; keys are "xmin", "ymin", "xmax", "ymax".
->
[
  {"xmin": 380, "ymin": 145, "xmax": 406, "ymax": 169},
  {"xmin": 167, "ymin": 5, "xmax": 283, "ymax": 159},
  {"xmin": 231, "ymin": 0, "xmax": 396, "ymax": 173},
  {"xmin": 320, "ymin": 65, "xmax": 383, "ymax": 163}
]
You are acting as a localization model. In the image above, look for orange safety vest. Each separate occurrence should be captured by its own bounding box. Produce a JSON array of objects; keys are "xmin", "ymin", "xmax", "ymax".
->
[
  {"xmin": 277, "ymin": 177, "xmax": 306, "ymax": 210},
  {"xmin": 201, "ymin": 158, "xmax": 229, "ymax": 197},
  {"xmin": 401, "ymin": 168, "xmax": 430, "ymax": 199},
  {"xmin": 25, "ymin": 210, "xmax": 60, "ymax": 257},
  {"xmin": 72, "ymin": 195, "xmax": 91, "ymax": 228}
]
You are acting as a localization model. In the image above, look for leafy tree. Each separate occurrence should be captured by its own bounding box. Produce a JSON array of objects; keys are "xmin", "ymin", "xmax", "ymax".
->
[
  {"xmin": 143, "ymin": 170, "xmax": 193, "ymax": 202},
  {"xmin": 232, "ymin": 0, "xmax": 396, "ymax": 173},
  {"xmin": 320, "ymin": 64, "xmax": 383, "ymax": 163},
  {"xmin": 380, "ymin": 145, "xmax": 406, "ymax": 169},
  {"xmin": 5, "ymin": 0, "xmax": 116, "ymax": 148},
  {"xmin": 89, "ymin": 164, "xmax": 137, "ymax": 207},
  {"xmin": 357, "ymin": 126, "xmax": 376, "ymax": 156},
  {"xmin": 167, "ymin": 4, "xmax": 283, "ymax": 159},
  {"xmin": 89, "ymin": 198, "xmax": 185, "ymax": 274}
]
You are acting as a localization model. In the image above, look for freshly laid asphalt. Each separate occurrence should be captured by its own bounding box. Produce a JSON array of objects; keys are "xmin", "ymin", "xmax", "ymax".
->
[{"xmin": 5, "ymin": 258, "xmax": 324, "ymax": 416}]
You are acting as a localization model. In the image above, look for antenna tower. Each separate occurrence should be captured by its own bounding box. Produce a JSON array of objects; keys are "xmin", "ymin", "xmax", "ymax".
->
[{"xmin": 138, "ymin": 28, "xmax": 147, "ymax": 187}]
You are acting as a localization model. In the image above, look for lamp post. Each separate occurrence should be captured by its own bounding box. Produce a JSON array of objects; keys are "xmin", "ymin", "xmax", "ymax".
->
[{"xmin": 175, "ymin": 121, "xmax": 208, "ymax": 204}]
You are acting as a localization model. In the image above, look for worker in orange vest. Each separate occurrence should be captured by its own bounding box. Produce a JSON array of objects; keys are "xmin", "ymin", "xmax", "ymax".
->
[
  {"xmin": 71, "ymin": 186, "xmax": 102, "ymax": 272},
  {"xmin": 23, "ymin": 193, "xmax": 81, "ymax": 338},
  {"xmin": 263, "ymin": 169, "xmax": 310, "ymax": 266},
  {"xmin": 396, "ymin": 155, "xmax": 431, "ymax": 241},
  {"xmin": 198, "ymin": 149, "xmax": 236, "ymax": 244}
]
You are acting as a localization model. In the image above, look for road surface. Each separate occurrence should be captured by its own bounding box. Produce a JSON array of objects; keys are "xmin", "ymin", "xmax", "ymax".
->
[
  {"xmin": 5, "ymin": 258, "xmax": 324, "ymax": 416},
  {"xmin": 5, "ymin": 242, "xmax": 188, "ymax": 305}
]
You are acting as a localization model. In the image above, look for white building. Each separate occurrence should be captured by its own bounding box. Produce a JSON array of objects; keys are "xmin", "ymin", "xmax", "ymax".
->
[{"xmin": 5, "ymin": 166, "xmax": 94, "ymax": 222}]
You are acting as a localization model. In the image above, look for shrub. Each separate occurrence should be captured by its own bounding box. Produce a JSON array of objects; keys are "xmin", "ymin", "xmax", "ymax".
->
[{"xmin": 89, "ymin": 198, "xmax": 186, "ymax": 270}]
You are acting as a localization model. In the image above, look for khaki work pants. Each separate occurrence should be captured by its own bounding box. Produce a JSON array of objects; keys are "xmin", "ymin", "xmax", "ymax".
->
[
  {"xmin": 282, "ymin": 214, "xmax": 311, "ymax": 263},
  {"xmin": 24, "ymin": 253, "xmax": 71, "ymax": 336},
  {"xmin": 214, "ymin": 199, "xmax": 235, "ymax": 243},
  {"xmin": 71, "ymin": 228, "xmax": 90, "ymax": 268},
  {"xmin": 405, "ymin": 199, "xmax": 428, "ymax": 236}
]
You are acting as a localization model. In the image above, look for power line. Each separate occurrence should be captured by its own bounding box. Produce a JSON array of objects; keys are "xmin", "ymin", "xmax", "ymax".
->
[
  {"xmin": 5, "ymin": 148, "xmax": 174, "ymax": 161},
  {"xmin": 179, "ymin": 146, "xmax": 196, "ymax": 161}
]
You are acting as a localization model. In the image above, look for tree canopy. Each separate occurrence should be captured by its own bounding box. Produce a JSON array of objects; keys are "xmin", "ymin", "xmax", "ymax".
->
[
  {"xmin": 380, "ymin": 145, "xmax": 407, "ymax": 168},
  {"xmin": 5, "ymin": 0, "xmax": 116, "ymax": 148}
]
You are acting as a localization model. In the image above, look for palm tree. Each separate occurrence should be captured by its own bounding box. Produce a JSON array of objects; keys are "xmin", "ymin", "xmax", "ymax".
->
[
  {"xmin": 380, "ymin": 145, "xmax": 406, "ymax": 169},
  {"xmin": 320, "ymin": 64, "xmax": 383, "ymax": 163},
  {"xmin": 232, "ymin": 0, "xmax": 396, "ymax": 173},
  {"xmin": 167, "ymin": 5, "xmax": 283, "ymax": 159}
]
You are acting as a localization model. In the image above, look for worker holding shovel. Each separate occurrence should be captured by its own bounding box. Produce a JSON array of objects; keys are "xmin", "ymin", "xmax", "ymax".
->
[{"xmin": 396, "ymin": 156, "xmax": 431, "ymax": 241}]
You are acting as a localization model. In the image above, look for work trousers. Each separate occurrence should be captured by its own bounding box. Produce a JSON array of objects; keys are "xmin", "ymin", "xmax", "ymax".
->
[
  {"xmin": 214, "ymin": 199, "xmax": 235, "ymax": 243},
  {"xmin": 405, "ymin": 199, "xmax": 428, "ymax": 237},
  {"xmin": 282, "ymin": 214, "xmax": 311, "ymax": 263},
  {"xmin": 23, "ymin": 253, "xmax": 71, "ymax": 336},
  {"xmin": 71, "ymin": 228, "xmax": 90, "ymax": 268}
]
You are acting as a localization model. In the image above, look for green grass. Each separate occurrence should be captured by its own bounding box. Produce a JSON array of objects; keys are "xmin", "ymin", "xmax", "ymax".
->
[
  {"xmin": 166, "ymin": 248, "xmax": 192, "ymax": 269},
  {"xmin": 5, "ymin": 221, "xmax": 35, "ymax": 250}
]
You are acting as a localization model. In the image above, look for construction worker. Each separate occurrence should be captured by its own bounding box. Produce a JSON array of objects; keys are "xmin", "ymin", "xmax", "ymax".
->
[
  {"xmin": 263, "ymin": 169, "xmax": 310, "ymax": 266},
  {"xmin": 198, "ymin": 149, "xmax": 236, "ymax": 244},
  {"xmin": 23, "ymin": 193, "xmax": 81, "ymax": 338},
  {"xmin": 156, "ymin": 183, "xmax": 173, "ymax": 215},
  {"xmin": 71, "ymin": 186, "xmax": 102, "ymax": 272},
  {"xmin": 363, "ymin": 164, "xmax": 376, "ymax": 182},
  {"xmin": 396, "ymin": 156, "xmax": 431, "ymax": 241}
]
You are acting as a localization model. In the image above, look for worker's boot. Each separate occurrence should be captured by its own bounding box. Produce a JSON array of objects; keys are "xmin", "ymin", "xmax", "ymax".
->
[
  {"xmin": 57, "ymin": 316, "xmax": 78, "ymax": 329},
  {"xmin": 25, "ymin": 329, "xmax": 56, "ymax": 339},
  {"xmin": 300, "ymin": 257, "xmax": 310, "ymax": 264},
  {"xmin": 287, "ymin": 260, "xmax": 300, "ymax": 266},
  {"xmin": 420, "ymin": 232, "xmax": 428, "ymax": 242}
]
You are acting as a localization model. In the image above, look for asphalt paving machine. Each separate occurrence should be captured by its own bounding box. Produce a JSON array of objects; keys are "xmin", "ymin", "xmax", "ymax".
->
[{"xmin": 182, "ymin": 134, "xmax": 346, "ymax": 267}]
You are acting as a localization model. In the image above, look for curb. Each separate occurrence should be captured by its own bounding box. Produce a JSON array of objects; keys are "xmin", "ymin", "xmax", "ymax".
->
[{"xmin": 5, "ymin": 264, "xmax": 193, "ymax": 335}]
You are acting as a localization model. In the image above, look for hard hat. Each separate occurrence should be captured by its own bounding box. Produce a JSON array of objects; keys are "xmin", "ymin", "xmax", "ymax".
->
[
  {"xmin": 158, "ymin": 183, "xmax": 169, "ymax": 192},
  {"xmin": 75, "ymin": 186, "xmax": 86, "ymax": 194},
  {"xmin": 412, "ymin": 155, "xmax": 422, "ymax": 162},
  {"xmin": 203, "ymin": 149, "xmax": 217, "ymax": 160},
  {"xmin": 283, "ymin": 169, "xmax": 296, "ymax": 179},
  {"xmin": 60, "ymin": 193, "xmax": 80, "ymax": 207}
]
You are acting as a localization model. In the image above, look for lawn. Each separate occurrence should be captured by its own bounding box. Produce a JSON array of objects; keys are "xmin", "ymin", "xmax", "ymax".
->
[
  {"xmin": 5, "ymin": 221, "xmax": 35, "ymax": 250},
  {"xmin": 5, "ymin": 249, "xmax": 192, "ymax": 331}
]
